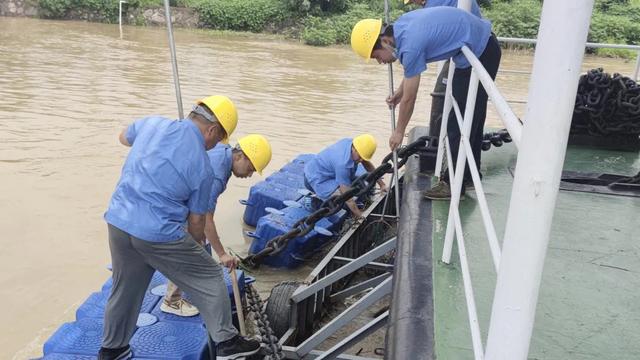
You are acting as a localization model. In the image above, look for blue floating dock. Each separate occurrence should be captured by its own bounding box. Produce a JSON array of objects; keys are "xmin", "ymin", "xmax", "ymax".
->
[
  {"xmin": 248, "ymin": 204, "xmax": 348, "ymax": 268},
  {"xmin": 41, "ymin": 354, "xmax": 96, "ymax": 359},
  {"xmin": 43, "ymin": 318, "xmax": 103, "ymax": 356},
  {"xmin": 76, "ymin": 288, "xmax": 159, "ymax": 320},
  {"xmin": 241, "ymin": 181, "xmax": 305, "ymax": 226},
  {"xmin": 241, "ymin": 154, "xmax": 316, "ymax": 226},
  {"xmin": 243, "ymin": 153, "xmax": 357, "ymax": 267},
  {"xmin": 41, "ymin": 268, "xmax": 248, "ymax": 359},
  {"xmin": 130, "ymin": 322, "xmax": 207, "ymax": 360}
]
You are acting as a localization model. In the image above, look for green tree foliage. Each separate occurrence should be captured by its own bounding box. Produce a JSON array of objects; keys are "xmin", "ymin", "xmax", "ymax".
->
[
  {"xmin": 35, "ymin": 0, "xmax": 640, "ymax": 53},
  {"xmin": 197, "ymin": 0, "xmax": 290, "ymax": 32},
  {"xmin": 301, "ymin": 1, "xmax": 403, "ymax": 46},
  {"xmin": 38, "ymin": 0, "xmax": 160, "ymax": 21},
  {"xmin": 38, "ymin": 0, "xmax": 72, "ymax": 18},
  {"xmin": 483, "ymin": 0, "xmax": 541, "ymax": 39}
]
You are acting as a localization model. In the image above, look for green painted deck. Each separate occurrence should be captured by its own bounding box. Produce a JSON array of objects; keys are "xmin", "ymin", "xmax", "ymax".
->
[{"xmin": 432, "ymin": 143, "xmax": 640, "ymax": 359}]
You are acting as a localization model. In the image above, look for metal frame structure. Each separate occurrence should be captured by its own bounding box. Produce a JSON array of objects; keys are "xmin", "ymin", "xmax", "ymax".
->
[
  {"xmin": 433, "ymin": 1, "xmax": 595, "ymax": 359},
  {"xmin": 498, "ymin": 37, "xmax": 640, "ymax": 81},
  {"xmin": 277, "ymin": 186, "xmax": 400, "ymax": 359}
]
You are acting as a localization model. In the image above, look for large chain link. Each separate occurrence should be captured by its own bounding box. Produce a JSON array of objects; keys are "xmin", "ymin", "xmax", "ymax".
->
[
  {"xmin": 573, "ymin": 68, "xmax": 640, "ymax": 136},
  {"xmin": 240, "ymin": 135, "xmax": 436, "ymax": 268},
  {"xmin": 245, "ymin": 283, "xmax": 285, "ymax": 360}
]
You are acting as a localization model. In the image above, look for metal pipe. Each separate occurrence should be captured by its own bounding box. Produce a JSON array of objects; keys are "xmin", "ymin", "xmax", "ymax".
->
[
  {"xmin": 443, "ymin": 138, "xmax": 484, "ymax": 360},
  {"xmin": 485, "ymin": 1, "xmax": 594, "ymax": 358},
  {"xmin": 461, "ymin": 46, "xmax": 522, "ymax": 148},
  {"xmin": 118, "ymin": 0, "xmax": 127, "ymax": 39},
  {"xmin": 634, "ymin": 52, "xmax": 640, "ymax": 81},
  {"xmin": 451, "ymin": 98, "xmax": 501, "ymax": 271},
  {"xmin": 498, "ymin": 36, "xmax": 640, "ymax": 50},
  {"xmin": 384, "ymin": 0, "xmax": 401, "ymax": 215},
  {"xmin": 434, "ymin": 62, "xmax": 456, "ymax": 177},
  {"xmin": 314, "ymin": 310, "xmax": 389, "ymax": 360},
  {"xmin": 441, "ymin": 70, "xmax": 479, "ymax": 264},
  {"xmin": 295, "ymin": 277, "xmax": 392, "ymax": 356},
  {"xmin": 292, "ymin": 237, "xmax": 396, "ymax": 302},
  {"xmin": 163, "ymin": 0, "xmax": 184, "ymax": 119}
]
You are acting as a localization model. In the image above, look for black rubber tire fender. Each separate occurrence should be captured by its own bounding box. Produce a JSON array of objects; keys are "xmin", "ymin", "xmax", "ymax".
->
[{"xmin": 265, "ymin": 281, "xmax": 302, "ymax": 340}]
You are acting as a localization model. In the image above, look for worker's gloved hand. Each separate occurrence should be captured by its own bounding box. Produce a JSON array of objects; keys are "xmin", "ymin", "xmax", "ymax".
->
[
  {"xmin": 389, "ymin": 130, "xmax": 404, "ymax": 151},
  {"xmin": 219, "ymin": 253, "xmax": 238, "ymax": 270},
  {"xmin": 378, "ymin": 182, "xmax": 388, "ymax": 194}
]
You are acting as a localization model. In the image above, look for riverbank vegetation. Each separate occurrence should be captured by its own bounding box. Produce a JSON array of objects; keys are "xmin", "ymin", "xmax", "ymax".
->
[{"xmin": 36, "ymin": 0, "xmax": 640, "ymax": 57}]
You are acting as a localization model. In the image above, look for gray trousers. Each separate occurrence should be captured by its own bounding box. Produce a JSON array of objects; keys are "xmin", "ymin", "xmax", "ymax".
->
[{"xmin": 102, "ymin": 224, "xmax": 238, "ymax": 348}]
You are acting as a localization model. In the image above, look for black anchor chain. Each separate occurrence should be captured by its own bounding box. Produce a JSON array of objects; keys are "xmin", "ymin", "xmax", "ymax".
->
[
  {"xmin": 245, "ymin": 283, "xmax": 285, "ymax": 360},
  {"xmin": 239, "ymin": 135, "xmax": 438, "ymax": 268},
  {"xmin": 572, "ymin": 68, "xmax": 640, "ymax": 137}
]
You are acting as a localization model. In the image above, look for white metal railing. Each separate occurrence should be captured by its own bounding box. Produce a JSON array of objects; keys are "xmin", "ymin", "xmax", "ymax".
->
[
  {"xmin": 435, "ymin": 1, "xmax": 595, "ymax": 359},
  {"xmin": 435, "ymin": 45, "xmax": 520, "ymax": 357},
  {"xmin": 498, "ymin": 37, "xmax": 640, "ymax": 81}
]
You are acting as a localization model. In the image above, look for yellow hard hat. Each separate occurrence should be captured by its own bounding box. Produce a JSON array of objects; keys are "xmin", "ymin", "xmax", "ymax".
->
[
  {"xmin": 237, "ymin": 134, "xmax": 272, "ymax": 175},
  {"xmin": 196, "ymin": 95, "xmax": 238, "ymax": 144},
  {"xmin": 350, "ymin": 19, "xmax": 383, "ymax": 60},
  {"xmin": 353, "ymin": 134, "xmax": 377, "ymax": 161}
]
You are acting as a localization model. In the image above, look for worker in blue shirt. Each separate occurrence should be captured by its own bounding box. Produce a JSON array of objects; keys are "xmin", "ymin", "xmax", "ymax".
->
[
  {"xmin": 351, "ymin": 7, "xmax": 501, "ymax": 200},
  {"xmin": 400, "ymin": 0, "xmax": 486, "ymax": 194},
  {"xmin": 304, "ymin": 134, "xmax": 387, "ymax": 218},
  {"xmin": 404, "ymin": 0, "xmax": 482, "ymax": 17},
  {"xmin": 99, "ymin": 96, "xmax": 260, "ymax": 360},
  {"xmin": 162, "ymin": 134, "xmax": 272, "ymax": 317}
]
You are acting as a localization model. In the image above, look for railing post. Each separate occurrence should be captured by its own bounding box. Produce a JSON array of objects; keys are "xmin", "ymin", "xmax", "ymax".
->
[
  {"xmin": 441, "ymin": 70, "xmax": 479, "ymax": 264},
  {"xmin": 119, "ymin": 0, "xmax": 127, "ymax": 38},
  {"xmin": 484, "ymin": 1, "xmax": 594, "ymax": 359},
  {"xmin": 163, "ymin": 0, "xmax": 184, "ymax": 119},
  {"xmin": 633, "ymin": 51, "xmax": 640, "ymax": 81},
  {"xmin": 434, "ymin": 63, "xmax": 456, "ymax": 177}
]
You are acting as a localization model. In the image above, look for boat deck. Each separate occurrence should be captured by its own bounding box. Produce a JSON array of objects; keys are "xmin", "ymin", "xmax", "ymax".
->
[{"xmin": 431, "ymin": 136, "xmax": 640, "ymax": 359}]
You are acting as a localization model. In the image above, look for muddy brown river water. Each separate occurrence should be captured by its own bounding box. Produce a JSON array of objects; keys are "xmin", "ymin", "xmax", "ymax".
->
[{"xmin": 1, "ymin": 16, "xmax": 637, "ymax": 359}]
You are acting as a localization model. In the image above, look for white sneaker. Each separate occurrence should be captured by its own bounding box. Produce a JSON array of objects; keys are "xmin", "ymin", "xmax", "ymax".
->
[{"xmin": 160, "ymin": 298, "xmax": 200, "ymax": 317}]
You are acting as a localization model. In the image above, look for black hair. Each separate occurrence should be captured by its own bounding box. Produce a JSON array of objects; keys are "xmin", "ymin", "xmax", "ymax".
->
[{"xmin": 372, "ymin": 23, "xmax": 394, "ymax": 52}]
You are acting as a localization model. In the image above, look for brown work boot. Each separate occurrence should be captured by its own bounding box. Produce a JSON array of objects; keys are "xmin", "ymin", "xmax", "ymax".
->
[{"xmin": 423, "ymin": 181, "xmax": 465, "ymax": 201}]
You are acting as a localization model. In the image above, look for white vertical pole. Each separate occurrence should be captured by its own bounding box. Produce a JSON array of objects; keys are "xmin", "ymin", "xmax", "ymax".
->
[
  {"xmin": 119, "ymin": 0, "xmax": 126, "ymax": 39},
  {"xmin": 441, "ymin": 71, "xmax": 479, "ymax": 264},
  {"xmin": 434, "ymin": 63, "xmax": 455, "ymax": 177},
  {"xmin": 443, "ymin": 138, "xmax": 484, "ymax": 360},
  {"xmin": 383, "ymin": 0, "xmax": 401, "ymax": 215},
  {"xmin": 484, "ymin": 1, "xmax": 594, "ymax": 359},
  {"xmin": 633, "ymin": 51, "xmax": 640, "ymax": 81},
  {"xmin": 163, "ymin": 0, "xmax": 184, "ymax": 119},
  {"xmin": 434, "ymin": 0, "xmax": 471, "ymax": 177}
]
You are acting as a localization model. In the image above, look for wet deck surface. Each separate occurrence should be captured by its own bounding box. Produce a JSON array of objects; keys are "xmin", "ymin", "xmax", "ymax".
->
[{"xmin": 430, "ymin": 138, "xmax": 640, "ymax": 359}]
